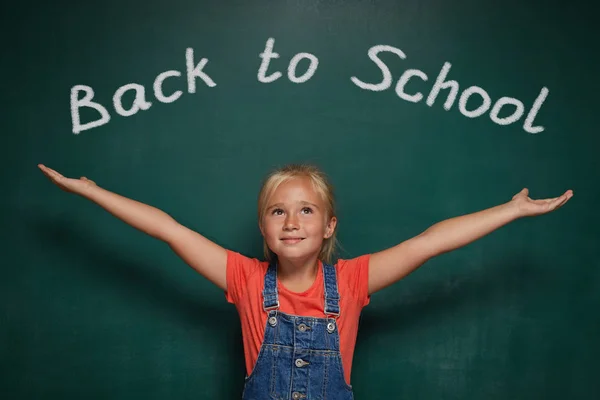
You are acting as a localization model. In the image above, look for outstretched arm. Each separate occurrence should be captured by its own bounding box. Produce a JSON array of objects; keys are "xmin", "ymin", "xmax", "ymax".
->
[
  {"xmin": 367, "ymin": 188, "xmax": 573, "ymax": 295},
  {"xmin": 38, "ymin": 164, "xmax": 228, "ymax": 290}
]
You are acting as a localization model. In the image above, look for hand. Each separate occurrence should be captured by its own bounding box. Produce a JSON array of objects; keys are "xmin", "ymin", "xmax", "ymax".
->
[
  {"xmin": 511, "ymin": 188, "xmax": 573, "ymax": 218},
  {"xmin": 38, "ymin": 164, "xmax": 97, "ymax": 195}
]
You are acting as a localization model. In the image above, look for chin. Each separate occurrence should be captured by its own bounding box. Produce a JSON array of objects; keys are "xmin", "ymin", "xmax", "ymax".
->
[{"xmin": 274, "ymin": 247, "xmax": 320, "ymax": 261}]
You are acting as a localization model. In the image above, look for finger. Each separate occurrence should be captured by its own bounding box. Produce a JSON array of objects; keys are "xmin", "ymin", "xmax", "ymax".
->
[
  {"xmin": 44, "ymin": 166, "xmax": 60, "ymax": 175},
  {"xmin": 531, "ymin": 198, "xmax": 562, "ymax": 212},
  {"xmin": 530, "ymin": 198, "xmax": 558, "ymax": 206},
  {"xmin": 39, "ymin": 167, "xmax": 55, "ymax": 180},
  {"xmin": 543, "ymin": 191, "xmax": 573, "ymax": 203},
  {"xmin": 45, "ymin": 168, "xmax": 64, "ymax": 180},
  {"xmin": 45, "ymin": 170, "xmax": 62, "ymax": 181},
  {"xmin": 45, "ymin": 170, "xmax": 66, "ymax": 185},
  {"xmin": 39, "ymin": 164, "xmax": 55, "ymax": 174},
  {"xmin": 531, "ymin": 199, "xmax": 551, "ymax": 204},
  {"xmin": 548, "ymin": 195, "xmax": 568, "ymax": 210},
  {"xmin": 532, "ymin": 195, "xmax": 565, "ymax": 204},
  {"xmin": 38, "ymin": 164, "xmax": 52, "ymax": 176},
  {"xmin": 556, "ymin": 194, "xmax": 571, "ymax": 208}
]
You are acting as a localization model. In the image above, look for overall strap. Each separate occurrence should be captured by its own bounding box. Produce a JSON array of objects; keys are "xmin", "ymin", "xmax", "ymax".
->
[
  {"xmin": 262, "ymin": 262, "xmax": 279, "ymax": 311},
  {"xmin": 322, "ymin": 262, "xmax": 340, "ymax": 317}
]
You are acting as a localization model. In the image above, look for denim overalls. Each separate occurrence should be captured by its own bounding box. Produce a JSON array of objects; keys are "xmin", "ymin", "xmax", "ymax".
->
[{"xmin": 241, "ymin": 261, "xmax": 354, "ymax": 400}]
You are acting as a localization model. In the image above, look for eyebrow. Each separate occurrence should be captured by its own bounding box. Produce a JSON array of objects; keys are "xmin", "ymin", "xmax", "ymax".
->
[{"xmin": 267, "ymin": 201, "xmax": 321, "ymax": 211}]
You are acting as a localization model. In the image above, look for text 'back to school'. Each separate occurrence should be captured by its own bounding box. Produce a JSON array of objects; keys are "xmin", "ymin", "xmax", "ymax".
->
[{"xmin": 70, "ymin": 37, "xmax": 548, "ymax": 135}]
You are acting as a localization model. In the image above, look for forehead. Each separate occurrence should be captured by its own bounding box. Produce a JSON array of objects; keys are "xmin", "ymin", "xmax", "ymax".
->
[{"xmin": 269, "ymin": 177, "xmax": 323, "ymax": 205}]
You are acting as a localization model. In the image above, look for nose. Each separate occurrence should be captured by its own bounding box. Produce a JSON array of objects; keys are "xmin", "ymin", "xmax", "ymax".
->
[{"xmin": 284, "ymin": 214, "xmax": 299, "ymax": 231}]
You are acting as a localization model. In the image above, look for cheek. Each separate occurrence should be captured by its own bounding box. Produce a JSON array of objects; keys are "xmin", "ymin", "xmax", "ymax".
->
[
  {"xmin": 306, "ymin": 220, "xmax": 327, "ymax": 235},
  {"xmin": 262, "ymin": 221, "xmax": 279, "ymax": 240}
]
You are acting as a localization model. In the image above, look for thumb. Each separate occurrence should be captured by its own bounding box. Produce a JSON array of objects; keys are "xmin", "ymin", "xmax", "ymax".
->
[
  {"xmin": 81, "ymin": 177, "xmax": 96, "ymax": 185},
  {"xmin": 513, "ymin": 188, "xmax": 528, "ymax": 200}
]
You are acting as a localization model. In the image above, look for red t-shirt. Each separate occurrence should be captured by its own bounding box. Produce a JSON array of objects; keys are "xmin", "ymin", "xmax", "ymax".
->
[{"xmin": 224, "ymin": 250, "xmax": 371, "ymax": 385}]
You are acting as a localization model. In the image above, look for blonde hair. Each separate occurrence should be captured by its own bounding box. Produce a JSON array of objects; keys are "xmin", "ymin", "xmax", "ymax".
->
[{"xmin": 257, "ymin": 164, "xmax": 338, "ymax": 264}]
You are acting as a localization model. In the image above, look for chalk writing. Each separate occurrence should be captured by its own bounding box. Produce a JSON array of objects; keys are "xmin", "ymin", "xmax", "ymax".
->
[
  {"xmin": 69, "ymin": 38, "xmax": 549, "ymax": 135},
  {"xmin": 70, "ymin": 48, "xmax": 215, "ymax": 134},
  {"xmin": 351, "ymin": 45, "xmax": 548, "ymax": 134}
]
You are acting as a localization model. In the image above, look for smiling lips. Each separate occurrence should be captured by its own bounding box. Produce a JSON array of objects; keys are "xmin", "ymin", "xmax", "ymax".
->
[{"xmin": 281, "ymin": 237, "xmax": 305, "ymax": 244}]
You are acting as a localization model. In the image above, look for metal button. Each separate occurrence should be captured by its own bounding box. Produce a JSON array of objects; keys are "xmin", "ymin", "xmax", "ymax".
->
[
  {"xmin": 268, "ymin": 316, "xmax": 277, "ymax": 327},
  {"xmin": 295, "ymin": 358, "xmax": 309, "ymax": 368},
  {"xmin": 298, "ymin": 323, "xmax": 308, "ymax": 332},
  {"xmin": 292, "ymin": 392, "xmax": 306, "ymax": 400},
  {"xmin": 327, "ymin": 322, "xmax": 336, "ymax": 333}
]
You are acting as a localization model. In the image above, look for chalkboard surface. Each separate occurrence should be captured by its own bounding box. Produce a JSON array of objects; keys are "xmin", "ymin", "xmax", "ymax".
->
[{"xmin": 2, "ymin": 0, "xmax": 598, "ymax": 399}]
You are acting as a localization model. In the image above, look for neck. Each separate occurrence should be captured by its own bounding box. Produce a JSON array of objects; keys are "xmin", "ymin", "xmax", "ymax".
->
[{"xmin": 276, "ymin": 255, "xmax": 320, "ymax": 290}]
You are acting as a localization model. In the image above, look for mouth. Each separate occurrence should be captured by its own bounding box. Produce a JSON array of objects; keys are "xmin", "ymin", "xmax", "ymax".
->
[{"xmin": 280, "ymin": 237, "xmax": 305, "ymax": 244}]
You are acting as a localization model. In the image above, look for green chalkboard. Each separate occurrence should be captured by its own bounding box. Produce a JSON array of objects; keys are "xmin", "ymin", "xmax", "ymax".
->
[{"xmin": 2, "ymin": 0, "xmax": 598, "ymax": 399}]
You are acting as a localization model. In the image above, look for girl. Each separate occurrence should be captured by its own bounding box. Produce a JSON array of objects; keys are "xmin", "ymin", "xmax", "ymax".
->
[{"xmin": 38, "ymin": 163, "xmax": 572, "ymax": 400}]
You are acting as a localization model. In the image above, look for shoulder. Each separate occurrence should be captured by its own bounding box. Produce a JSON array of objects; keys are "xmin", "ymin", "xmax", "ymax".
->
[
  {"xmin": 227, "ymin": 249, "xmax": 267, "ymax": 269},
  {"xmin": 332, "ymin": 254, "xmax": 371, "ymax": 307},
  {"xmin": 226, "ymin": 250, "xmax": 270, "ymax": 281},
  {"xmin": 225, "ymin": 250, "xmax": 269, "ymax": 304},
  {"xmin": 334, "ymin": 253, "xmax": 371, "ymax": 275}
]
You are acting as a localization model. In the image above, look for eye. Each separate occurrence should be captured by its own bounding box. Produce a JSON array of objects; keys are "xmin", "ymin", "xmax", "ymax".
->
[
  {"xmin": 301, "ymin": 207, "xmax": 313, "ymax": 214},
  {"xmin": 271, "ymin": 208, "xmax": 284, "ymax": 216}
]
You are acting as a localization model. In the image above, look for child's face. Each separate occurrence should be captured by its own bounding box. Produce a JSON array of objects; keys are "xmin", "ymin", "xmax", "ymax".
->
[{"xmin": 261, "ymin": 177, "xmax": 336, "ymax": 262}]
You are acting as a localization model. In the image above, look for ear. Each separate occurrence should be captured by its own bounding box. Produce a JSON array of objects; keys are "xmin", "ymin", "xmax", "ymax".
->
[{"xmin": 324, "ymin": 216, "xmax": 337, "ymax": 238}]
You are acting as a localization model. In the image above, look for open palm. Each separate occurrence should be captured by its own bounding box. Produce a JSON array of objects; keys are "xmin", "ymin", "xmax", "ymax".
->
[
  {"xmin": 512, "ymin": 188, "xmax": 573, "ymax": 217},
  {"xmin": 38, "ymin": 164, "xmax": 96, "ymax": 194}
]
